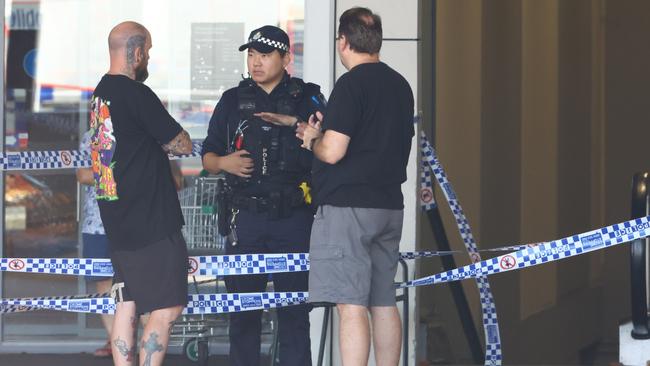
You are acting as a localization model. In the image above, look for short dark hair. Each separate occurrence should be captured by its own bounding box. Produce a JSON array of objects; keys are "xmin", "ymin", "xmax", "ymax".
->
[{"xmin": 338, "ymin": 7, "xmax": 382, "ymax": 54}]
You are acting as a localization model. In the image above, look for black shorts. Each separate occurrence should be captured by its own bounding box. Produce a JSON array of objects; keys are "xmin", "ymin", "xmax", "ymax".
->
[{"xmin": 110, "ymin": 231, "xmax": 189, "ymax": 314}]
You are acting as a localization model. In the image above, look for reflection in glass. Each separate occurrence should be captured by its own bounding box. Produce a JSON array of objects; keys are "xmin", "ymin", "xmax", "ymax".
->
[{"xmin": 3, "ymin": 0, "xmax": 305, "ymax": 347}]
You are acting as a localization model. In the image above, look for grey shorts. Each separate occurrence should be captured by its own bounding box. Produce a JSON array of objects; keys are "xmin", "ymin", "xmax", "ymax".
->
[{"xmin": 308, "ymin": 205, "xmax": 403, "ymax": 307}]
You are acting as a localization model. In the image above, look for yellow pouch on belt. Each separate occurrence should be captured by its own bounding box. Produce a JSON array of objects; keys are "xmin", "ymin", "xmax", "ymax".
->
[{"xmin": 299, "ymin": 182, "xmax": 312, "ymax": 205}]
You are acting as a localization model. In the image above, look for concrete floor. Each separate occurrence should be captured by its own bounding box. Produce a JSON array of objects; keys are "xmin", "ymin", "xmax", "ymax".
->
[{"xmin": 0, "ymin": 353, "xmax": 271, "ymax": 365}]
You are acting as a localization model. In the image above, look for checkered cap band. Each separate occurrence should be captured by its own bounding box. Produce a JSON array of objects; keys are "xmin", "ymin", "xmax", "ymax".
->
[{"xmin": 250, "ymin": 36, "xmax": 288, "ymax": 52}]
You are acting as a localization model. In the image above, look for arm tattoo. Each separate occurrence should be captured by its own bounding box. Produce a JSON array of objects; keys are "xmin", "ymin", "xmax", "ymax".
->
[
  {"xmin": 113, "ymin": 337, "xmax": 136, "ymax": 362},
  {"xmin": 162, "ymin": 130, "xmax": 192, "ymax": 155},
  {"xmin": 141, "ymin": 332, "xmax": 164, "ymax": 366}
]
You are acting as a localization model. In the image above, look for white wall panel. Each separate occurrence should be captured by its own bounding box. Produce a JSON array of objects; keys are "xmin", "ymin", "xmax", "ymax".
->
[
  {"xmin": 319, "ymin": 2, "xmax": 420, "ymax": 365},
  {"xmin": 336, "ymin": 0, "xmax": 418, "ymax": 39}
]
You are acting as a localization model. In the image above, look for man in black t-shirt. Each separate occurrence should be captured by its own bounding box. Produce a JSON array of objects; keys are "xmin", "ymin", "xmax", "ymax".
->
[
  {"xmin": 90, "ymin": 21, "xmax": 192, "ymax": 366},
  {"xmin": 297, "ymin": 7, "xmax": 414, "ymax": 366}
]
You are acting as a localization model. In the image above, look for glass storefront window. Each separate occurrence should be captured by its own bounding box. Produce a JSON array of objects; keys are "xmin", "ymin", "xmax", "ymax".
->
[{"xmin": 2, "ymin": 0, "xmax": 304, "ymax": 346}]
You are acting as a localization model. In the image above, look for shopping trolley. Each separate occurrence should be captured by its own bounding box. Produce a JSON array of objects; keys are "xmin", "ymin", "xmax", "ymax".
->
[
  {"xmin": 178, "ymin": 175, "xmax": 227, "ymax": 252},
  {"xmin": 170, "ymin": 175, "xmax": 226, "ymax": 364},
  {"xmin": 170, "ymin": 175, "xmax": 279, "ymax": 365}
]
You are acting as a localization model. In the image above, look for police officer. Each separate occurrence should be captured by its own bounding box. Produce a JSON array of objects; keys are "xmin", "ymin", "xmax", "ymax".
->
[{"xmin": 201, "ymin": 25, "xmax": 325, "ymax": 366}]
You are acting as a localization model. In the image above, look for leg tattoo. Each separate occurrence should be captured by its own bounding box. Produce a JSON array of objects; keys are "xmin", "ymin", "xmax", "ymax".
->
[
  {"xmin": 141, "ymin": 332, "xmax": 164, "ymax": 366},
  {"xmin": 113, "ymin": 337, "xmax": 135, "ymax": 362}
]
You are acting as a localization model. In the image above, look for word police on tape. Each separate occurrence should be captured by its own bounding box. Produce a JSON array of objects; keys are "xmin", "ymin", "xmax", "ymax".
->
[
  {"xmin": 0, "ymin": 142, "xmax": 202, "ymax": 171},
  {"xmin": 1, "ymin": 292, "xmax": 308, "ymax": 315},
  {"xmin": 1, "ymin": 254, "xmax": 310, "ymax": 277},
  {"xmin": 419, "ymin": 131, "xmax": 502, "ymax": 365},
  {"xmin": 403, "ymin": 215, "xmax": 650, "ymax": 288}
]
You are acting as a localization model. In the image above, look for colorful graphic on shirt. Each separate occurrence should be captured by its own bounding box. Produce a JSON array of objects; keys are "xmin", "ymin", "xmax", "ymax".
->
[{"xmin": 89, "ymin": 96, "xmax": 118, "ymax": 201}]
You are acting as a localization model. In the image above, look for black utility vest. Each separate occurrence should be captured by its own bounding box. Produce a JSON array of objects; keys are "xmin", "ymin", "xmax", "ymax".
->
[{"xmin": 226, "ymin": 77, "xmax": 311, "ymax": 191}]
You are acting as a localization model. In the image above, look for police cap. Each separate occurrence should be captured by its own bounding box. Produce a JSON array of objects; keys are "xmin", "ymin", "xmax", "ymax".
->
[{"xmin": 239, "ymin": 25, "xmax": 290, "ymax": 54}]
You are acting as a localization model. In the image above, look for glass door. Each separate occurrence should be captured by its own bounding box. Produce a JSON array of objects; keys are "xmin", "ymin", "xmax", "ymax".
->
[{"xmin": 2, "ymin": 0, "xmax": 305, "ymax": 348}]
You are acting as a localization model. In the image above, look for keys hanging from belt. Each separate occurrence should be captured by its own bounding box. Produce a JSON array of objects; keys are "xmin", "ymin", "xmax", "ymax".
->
[{"xmin": 229, "ymin": 209, "xmax": 239, "ymax": 246}]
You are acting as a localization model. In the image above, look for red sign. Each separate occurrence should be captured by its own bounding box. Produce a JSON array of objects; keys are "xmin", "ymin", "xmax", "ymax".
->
[
  {"xmin": 187, "ymin": 258, "xmax": 198, "ymax": 275},
  {"xmin": 8, "ymin": 259, "xmax": 25, "ymax": 270},
  {"xmin": 499, "ymin": 255, "xmax": 516, "ymax": 270},
  {"xmin": 60, "ymin": 151, "xmax": 72, "ymax": 166},
  {"xmin": 420, "ymin": 188, "xmax": 433, "ymax": 203},
  {"xmin": 470, "ymin": 252, "xmax": 481, "ymax": 264}
]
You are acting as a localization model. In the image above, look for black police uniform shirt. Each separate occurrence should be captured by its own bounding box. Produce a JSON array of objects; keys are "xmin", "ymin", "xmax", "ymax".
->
[
  {"xmin": 201, "ymin": 72, "xmax": 324, "ymax": 196},
  {"xmin": 312, "ymin": 62, "xmax": 415, "ymax": 209},
  {"xmin": 90, "ymin": 74, "xmax": 184, "ymax": 251}
]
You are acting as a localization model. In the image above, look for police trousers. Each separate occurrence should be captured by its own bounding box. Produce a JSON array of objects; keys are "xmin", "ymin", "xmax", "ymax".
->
[{"xmin": 225, "ymin": 206, "xmax": 313, "ymax": 366}]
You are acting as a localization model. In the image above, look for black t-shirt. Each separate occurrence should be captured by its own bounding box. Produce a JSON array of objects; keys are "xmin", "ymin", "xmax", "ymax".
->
[
  {"xmin": 90, "ymin": 74, "xmax": 184, "ymax": 250},
  {"xmin": 201, "ymin": 74, "xmax": 325, "ymax": 196},
  {"xmin": 312, "ymin": 62, "xmax": 414, "ymax": 209}
]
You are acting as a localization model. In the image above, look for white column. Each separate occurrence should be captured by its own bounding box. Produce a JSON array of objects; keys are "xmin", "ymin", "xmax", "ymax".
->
[
  {"xmin": 304, "ymin": 2, "xmax": 337, "ymax": 364},
  {"xmin": 304, "ymin": 0, "xmax": 336, "ymax": 95},
  {"xmin": 326, "ymin": 1, "xmax": 420, "ymax": 365}
]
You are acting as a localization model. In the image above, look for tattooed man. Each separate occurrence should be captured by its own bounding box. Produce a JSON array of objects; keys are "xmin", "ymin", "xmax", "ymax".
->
[{"xmin": 90, "ymin": 21, "xmax": 192, "ymax": 366}]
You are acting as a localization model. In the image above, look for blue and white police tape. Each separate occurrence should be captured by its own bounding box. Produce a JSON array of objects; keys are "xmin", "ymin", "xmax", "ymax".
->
[
  {"xmin": 0, "ymin": 293, "xmax": 107, "ymax": 314},
  {"xmin": 399, "ymin": 244, "xmax": 546, "ymax": 260},
  {"xmin": 7, "ymin": 213, "xmax": 646, "ymax": 315},
  {"xmin": 3, "ymin": 247, "xmax": 555, "ymax": 278},
  {"xmin": 5, "ymin": 215, "xmax": 648, "ymax": 316},
  {"xmin": 1, "ymin": 248, "xmax": 539, "ymax": 279},
  {"xmin": 0, "ymin": 253, "xmax": 310, "ymax": 277},
  {"xmin": 420, "ymin": 147, "xmax": 437, "ymax": 211},
  {"xmin": 419, "ymin": 131, "xmax": 502, "ymax": 365},
  {"xmin": 0, "ymin": 304, "xmax": 41, "ymax": 314},
  {"xmin": 0, "ymin": 291, "xmax": 308, "ymax": 315},
  {"xmin": 170, "ymin": 142, "xmax": 203, "ymax": 161},
  {"xmin": 403, "ymin": 215, "xmax": 650, "ymax": 288},
  {"xmin": 0, "ymin": 142, "xmax": 202, "ymax": 171}
]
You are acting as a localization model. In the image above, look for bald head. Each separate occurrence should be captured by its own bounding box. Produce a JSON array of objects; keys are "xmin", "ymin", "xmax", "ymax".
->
[
  {"xmin": 107, "ymin": 21, "xmax": 151, "ymax": 81},
  {"xmin": 109, "ymin": 21, "xmax": 149, "ymax": 62}
]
